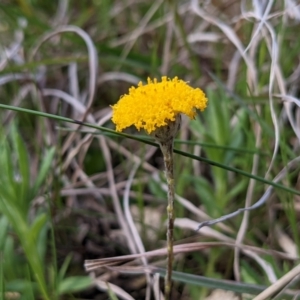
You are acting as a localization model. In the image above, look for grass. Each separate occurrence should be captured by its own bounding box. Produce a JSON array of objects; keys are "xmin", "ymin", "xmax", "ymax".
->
[{"xmin": 1, "ymin": 1, "xmax": 300, "ymax": 299}]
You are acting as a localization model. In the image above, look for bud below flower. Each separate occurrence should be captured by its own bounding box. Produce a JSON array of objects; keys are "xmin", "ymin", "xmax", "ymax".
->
[{"xmin": 152, "ymin": 114, "xmax": 181, "ymax": 144}]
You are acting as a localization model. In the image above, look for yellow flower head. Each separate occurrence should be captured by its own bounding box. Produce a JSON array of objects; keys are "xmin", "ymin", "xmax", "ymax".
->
[{"xmin": 111, "ymin": 76, "xmax": 208, "ymax": 134}]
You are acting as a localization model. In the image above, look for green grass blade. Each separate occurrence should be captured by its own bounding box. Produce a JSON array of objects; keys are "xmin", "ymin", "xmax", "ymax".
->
[
  {"xmin": 155, "ymin": 268, "xmax": 298, "ymax": 299},
  {"xmin": 0, "ymin": 104, "xmax": 299, "ymax": 196}
]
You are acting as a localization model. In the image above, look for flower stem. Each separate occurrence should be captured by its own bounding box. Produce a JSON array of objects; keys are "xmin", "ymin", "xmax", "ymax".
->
[{"xmin": 159, "ymin": 140, "xmax": 175, "ymax": 300}]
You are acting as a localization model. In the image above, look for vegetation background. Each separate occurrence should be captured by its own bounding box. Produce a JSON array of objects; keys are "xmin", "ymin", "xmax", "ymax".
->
[{"xmin": 0, "ymin": 0, "xmax": 300, "ymax": 299}]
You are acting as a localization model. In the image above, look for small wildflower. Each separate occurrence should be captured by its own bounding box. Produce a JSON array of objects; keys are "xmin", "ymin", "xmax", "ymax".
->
[{"xmin": 111, "ymin": 76, "xmax": 208, "ymax": 134}]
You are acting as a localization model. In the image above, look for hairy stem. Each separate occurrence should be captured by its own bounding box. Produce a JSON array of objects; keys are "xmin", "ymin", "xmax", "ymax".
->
[{"xmin": 160, "ymin": 140, "xmax": 175, "ymax": 300}]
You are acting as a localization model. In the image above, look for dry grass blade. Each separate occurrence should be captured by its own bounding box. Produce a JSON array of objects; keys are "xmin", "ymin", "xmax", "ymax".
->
[
  {"xmin": 123, "ymin": 162, "xmax": 156, "ymax": 300},
  {"xmin": 120, "ymin": 0, "xmax": 164, "ymax": 61},
  {"xmin": 197, "ymin": 156, "xmax": 300, "ymax": 230},
  {"xmin": 41, "ymin": 89, "xmax": 95, "ymax": 123},
  {"xmin": 93, "ymin": 277, "xmax": 135, "ymax": 300},
  {"xmin": 274, "ymin": 94, "xmax": 300, "ymax": 141},
  {"xmin": 29, "ymin": 25, "xmax": 98, "ymax": 159},
  {"xmin": 253, "ymin": 264, "xmax": 300, "ymax": 300},
  {"xmin": 29, "ymin": 25, "xmax": 98, "ymax": 111},
  {"xmin": 85, "ymin": 240, "xmax": 298, "ymax": 273},
  {"xmin": 176, "ymin": 218, "xmax": 279, "ymax": 283},
  {"xmin": 190, "ymin": 0, "xmax": 257, "ymax": 88},
  {"xmin": 151, "ymin": 173, "xmax": 234, "ymax": 234},
  {"xmin": 98, "ymin": 72, "xmax": 140, "ymax": 85},
  {"xmin": 84, "ymin": 242, "xmax": 210, "ymax": 272},
  {"xmin": 234, "ymin": 121, "xmax": 262, "ymax": 281}
]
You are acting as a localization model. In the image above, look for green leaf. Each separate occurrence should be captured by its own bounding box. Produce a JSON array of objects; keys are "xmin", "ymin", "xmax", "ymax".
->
[
  {"xmin": 35, "ymin": 221, "xmax": 49, "ymax": 266},
  {"xmin": 0, "ymin": 245, "xmax": 4, "ymax": 300},
  {"xmin": 189, "ymin": 176, "xmax": 218, "ymax": 216},
  {"xmin": 226, "ymin": 179, "xmax": 247, "ymax": 201},
  {"xmin": 57, "ymin": 276, "xmax": 93, "ymax": 295},
  {"xmin": 107, "ymin": 285, "xmax": 119, "ymax": 300},
  {"xmin": 32, "ymin": 147, "xmax": 55, "ymax": 196},
  {"xmin": 11, "ymin": 123, "xmax": 30, "ymax": 214},
  {"xmin": 5, "ymin": 279, "xmax": 38, "ymax": 295},
  {"xmin": 29, "ymin": 213, "xmax": 48, "ymax": 244},
  {"xmin": 3, "ymin": 236, "xmax": 15, "ymax": 279},
  {"xmin": 0, "ymin": 140, "xmax": 17, "ymax": 204},
  {"xmin": 0, "ymin": 216, "xmax": 9, "ymax": 250},
  {"xmin": 58, "ymin": 253, "xmax": 73, "ymax": 282}
]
